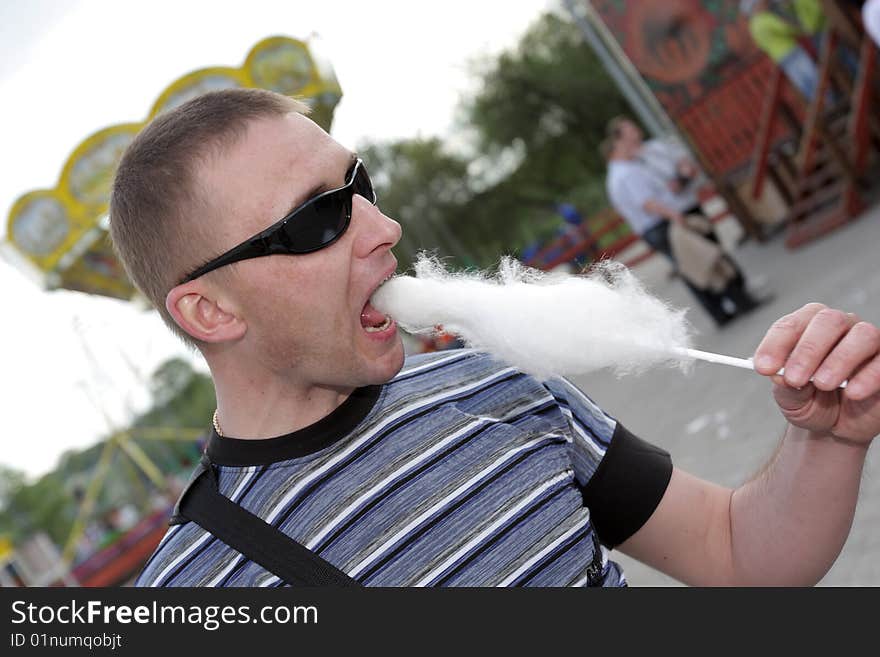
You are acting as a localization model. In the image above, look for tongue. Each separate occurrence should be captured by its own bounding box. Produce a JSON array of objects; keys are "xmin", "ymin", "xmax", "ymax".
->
[{"xmin": 360, "ymin": 301, "xmax": 388, "ymax": 328}]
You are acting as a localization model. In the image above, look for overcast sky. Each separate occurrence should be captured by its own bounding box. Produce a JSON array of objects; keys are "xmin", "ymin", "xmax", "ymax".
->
[{"xmin": 0, "ymin": 0, "xmax": 551, "ymax": 478}]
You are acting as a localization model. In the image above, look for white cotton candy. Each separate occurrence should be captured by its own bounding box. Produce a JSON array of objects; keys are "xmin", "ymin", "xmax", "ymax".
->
[{"xmin": 371, "ymin": 254, "xmax": 695, "ymax": 381}]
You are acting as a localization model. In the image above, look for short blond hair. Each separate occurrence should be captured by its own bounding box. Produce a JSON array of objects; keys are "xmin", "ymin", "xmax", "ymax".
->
[{"xmin": 109, "ymin": 88, "xmax": 309, "ymax": 346}]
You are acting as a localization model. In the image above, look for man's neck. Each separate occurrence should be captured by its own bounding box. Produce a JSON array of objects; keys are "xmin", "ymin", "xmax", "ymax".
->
[{"xmin": 209, "ymin": 362, "xmax": 355, "ymax": 440}]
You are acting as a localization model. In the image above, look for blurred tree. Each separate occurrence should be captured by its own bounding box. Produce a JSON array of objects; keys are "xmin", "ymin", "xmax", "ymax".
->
[
  {"xmin": 359, "ymin": 10, "xmax": 631, "ymax": 270},
  {"xmin": 0, "ymin": 469, "xmax": 75, "ymax": 545},
  {"xmin": 136, "ymin": 357, "xmax": 215, "ymax": 433},
  {"xmin": 460, "ymin": 10, "xmax": 632, "ymax": 256},
  {"xmin": 0, "ymin": 465, "xmax": 25, "ymax": 509},
  {"xmin": 0, "ymin": 465, "xmax": 28, "ymax": 540},
  {"xmin": 149, "ymin": 357, "xmax": 198, "ymax": 408},
  {"xmin": 0, "ymin": 357, "xmax": 212, "ymax": 549},
  {"xmin": 466, "ymin": 11, "xmax": 628, "ymax": 175},
  {"xmin": 359, "ymin": 138, "xmax": 478, "ymax": 271}
]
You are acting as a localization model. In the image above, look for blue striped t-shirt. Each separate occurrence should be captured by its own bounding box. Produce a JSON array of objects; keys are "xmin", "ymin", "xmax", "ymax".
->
[{"xmin": 136, "ymin": 349, "xmax": 670, "ymax": 587}]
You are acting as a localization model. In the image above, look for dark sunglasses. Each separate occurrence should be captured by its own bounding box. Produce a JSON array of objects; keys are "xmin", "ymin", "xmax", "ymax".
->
[{"xmin": 181, "ymin": 158, "xmax": 376, "ymax": 283}]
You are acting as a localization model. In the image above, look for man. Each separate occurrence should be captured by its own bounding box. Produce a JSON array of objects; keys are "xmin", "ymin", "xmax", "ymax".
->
[
  {"xmin": 603, "ymin": 118, "xmax": 760, "ymax": 327},
  {"xmin": 613, "ymin": 116, "xmax": 769, "ymax": 297},
  {"xmin": 113, "ymin": 88, "xmax": 880, "ymax": 587}
]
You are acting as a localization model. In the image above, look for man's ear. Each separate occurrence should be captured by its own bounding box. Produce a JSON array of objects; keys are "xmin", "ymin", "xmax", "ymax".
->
[{"xmin": 165, "ymin": 282, "xmax": 247, "ymax": 343}]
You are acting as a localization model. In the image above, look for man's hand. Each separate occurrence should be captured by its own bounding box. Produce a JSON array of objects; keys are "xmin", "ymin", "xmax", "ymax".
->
[
  {"xmin": 627, "ymin": 303, "xmax": 878, "ymax": 586},
  {"xmin": 754, "ymin": 303, "xmax": 880, "ymax": 444}
]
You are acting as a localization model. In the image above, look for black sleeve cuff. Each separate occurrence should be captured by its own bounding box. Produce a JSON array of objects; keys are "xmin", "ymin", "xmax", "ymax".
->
[{"xmin": 581, "ymin": 423, "xmax": 673, "ymax": 549}]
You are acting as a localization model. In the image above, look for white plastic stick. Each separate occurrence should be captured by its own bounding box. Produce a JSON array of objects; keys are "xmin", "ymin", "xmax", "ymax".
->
[
  {"xmin": 671, "ymin": 347, "xmax": 848, "ymax": 388},
  {"xmin": 674, "ymin": 347, "xmax": 756, "ymax": 371}
]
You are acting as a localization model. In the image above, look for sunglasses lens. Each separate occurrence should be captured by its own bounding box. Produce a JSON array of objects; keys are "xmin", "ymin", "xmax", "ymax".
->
[
  {"xmin": 280, "ymin": 193, "xmax": 349, "ymax": 252},
  {"xmin": 276, "ymin": 160, "xmax": 371, "ymax": 253}
]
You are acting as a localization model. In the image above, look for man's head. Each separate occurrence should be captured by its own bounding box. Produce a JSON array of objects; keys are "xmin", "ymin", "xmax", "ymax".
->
[
  {"xmin": 601, "ymin": 116, "xmax": 643, "ymax": 161},
  {"xmin": 111, "ymin": 88, "xmax": 306, "ymax": 344},
  {"xmin": 110, "ymin": 88, "xmax": 405, "ymax": 390}
]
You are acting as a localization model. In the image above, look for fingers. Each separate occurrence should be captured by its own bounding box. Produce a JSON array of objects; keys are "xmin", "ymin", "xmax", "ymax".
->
[
  {"xmin": 755, "ymin": 304, "xmax": 880, "ymax": 399},
  {"xmin": 845, "ymin": 351, "xmax": 880, "ymax": 401},
  {"xmin": 813, "ymin": 321, "xmax": 879, "ymax": 391},
  {"xmin": 754, "ymin": 303, "xmax": 829, "ymax": 377},
  {"xmin": 771, "ymin": 379, "xmax": 816, "ymax": 412},
  {"xmin": 783, "ymin": 308, "xmax": 856, "ymax": 388}
]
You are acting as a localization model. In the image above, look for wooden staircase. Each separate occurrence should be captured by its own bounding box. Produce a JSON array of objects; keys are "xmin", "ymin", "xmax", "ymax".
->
[{"xmin": 749, "ymin": 2, "xmax": 879, "ymax": 248}]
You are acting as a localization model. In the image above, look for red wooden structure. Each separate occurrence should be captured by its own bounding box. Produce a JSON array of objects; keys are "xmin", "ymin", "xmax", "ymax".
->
[
  {"xmin": 527, "ymin": 3, "xmax": 879, "ymax": 274},
  {"xmin": 748, "ymin": 1, "xmax": 879, "ymax": 248},
  {"xmin": 68, "ymin": 506, "xmax": 171, "ymax": 587}
]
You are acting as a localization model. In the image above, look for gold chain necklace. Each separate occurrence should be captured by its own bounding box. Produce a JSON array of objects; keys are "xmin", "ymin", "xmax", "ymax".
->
[{"xmin": 212, "ymin": 409, "xmax": 224, "ymax": 437}]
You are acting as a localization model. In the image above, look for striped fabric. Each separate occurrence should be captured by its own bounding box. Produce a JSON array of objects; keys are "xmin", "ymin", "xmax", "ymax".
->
[{"xmin": 136, "ymin": 349, "xmax": 628, "ymax": 587}]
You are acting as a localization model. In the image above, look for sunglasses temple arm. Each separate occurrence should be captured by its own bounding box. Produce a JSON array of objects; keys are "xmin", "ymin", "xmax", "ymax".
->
[{"xmin": 186, "ymin": 238, "xmax": 271, "ymax": 282}]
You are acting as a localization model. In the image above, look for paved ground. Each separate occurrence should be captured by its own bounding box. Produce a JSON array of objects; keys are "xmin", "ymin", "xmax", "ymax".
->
[{"xmin": 567, "ymin": 204, "xmax": 880, "ymax": 586}]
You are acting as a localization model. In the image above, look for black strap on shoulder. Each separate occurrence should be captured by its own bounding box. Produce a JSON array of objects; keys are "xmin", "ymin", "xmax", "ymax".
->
[{"xmin": 177, "ymin": 460, "xmax": 360, "ymax": 587}]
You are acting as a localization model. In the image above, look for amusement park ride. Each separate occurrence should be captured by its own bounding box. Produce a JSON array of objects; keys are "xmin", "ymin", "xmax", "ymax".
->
[{"xmin": 1, "ymin": 35, "xmax": 344, "ymax": 586}]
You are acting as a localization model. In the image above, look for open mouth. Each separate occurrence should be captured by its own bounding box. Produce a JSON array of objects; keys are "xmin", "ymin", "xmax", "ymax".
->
[
  {"xmin": 360, "ymin": 301, "xmax": 393, "ymax": 333},
  {"xmin": 360, "ymin": 272, "xmax": 396, "ymax": 334}
]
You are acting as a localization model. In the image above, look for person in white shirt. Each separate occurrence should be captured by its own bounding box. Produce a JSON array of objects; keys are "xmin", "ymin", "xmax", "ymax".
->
[
  {"xmin": 638, "ymin": 136, "xmax": 703, "ymax": 212},
  {"xmin": 603, "ymin": 118, "xmax": 762, "ymax": 327}
]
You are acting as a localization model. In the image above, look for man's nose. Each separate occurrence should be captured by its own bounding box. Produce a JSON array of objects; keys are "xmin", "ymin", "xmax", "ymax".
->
[{"xmin": 351, "ymin": 194, "xmax": 402, "ymax": 254}]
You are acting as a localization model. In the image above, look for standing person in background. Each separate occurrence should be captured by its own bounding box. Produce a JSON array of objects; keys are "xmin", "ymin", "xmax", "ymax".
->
[
  {"xmin": 603, "ymin": 118, "xmax": 763, "ymax": 327},
  {"xmin": 611, "ymin": 117, "xmax": 771, "ymax": 302},
  {"xmin": 741, "ymin": 0, "xmax": 826, "ymax": 101}
]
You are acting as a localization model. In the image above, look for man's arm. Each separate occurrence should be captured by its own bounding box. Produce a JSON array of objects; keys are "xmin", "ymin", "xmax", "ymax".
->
[{"xmin": 618, "ymin": 304, "xmax": 880, "ymax": 586}]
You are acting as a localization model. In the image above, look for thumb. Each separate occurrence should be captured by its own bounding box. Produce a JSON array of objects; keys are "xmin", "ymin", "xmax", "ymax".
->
[{"xmin": 772, "ymin": 380, "xmax": 816, "ymax": 413}]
